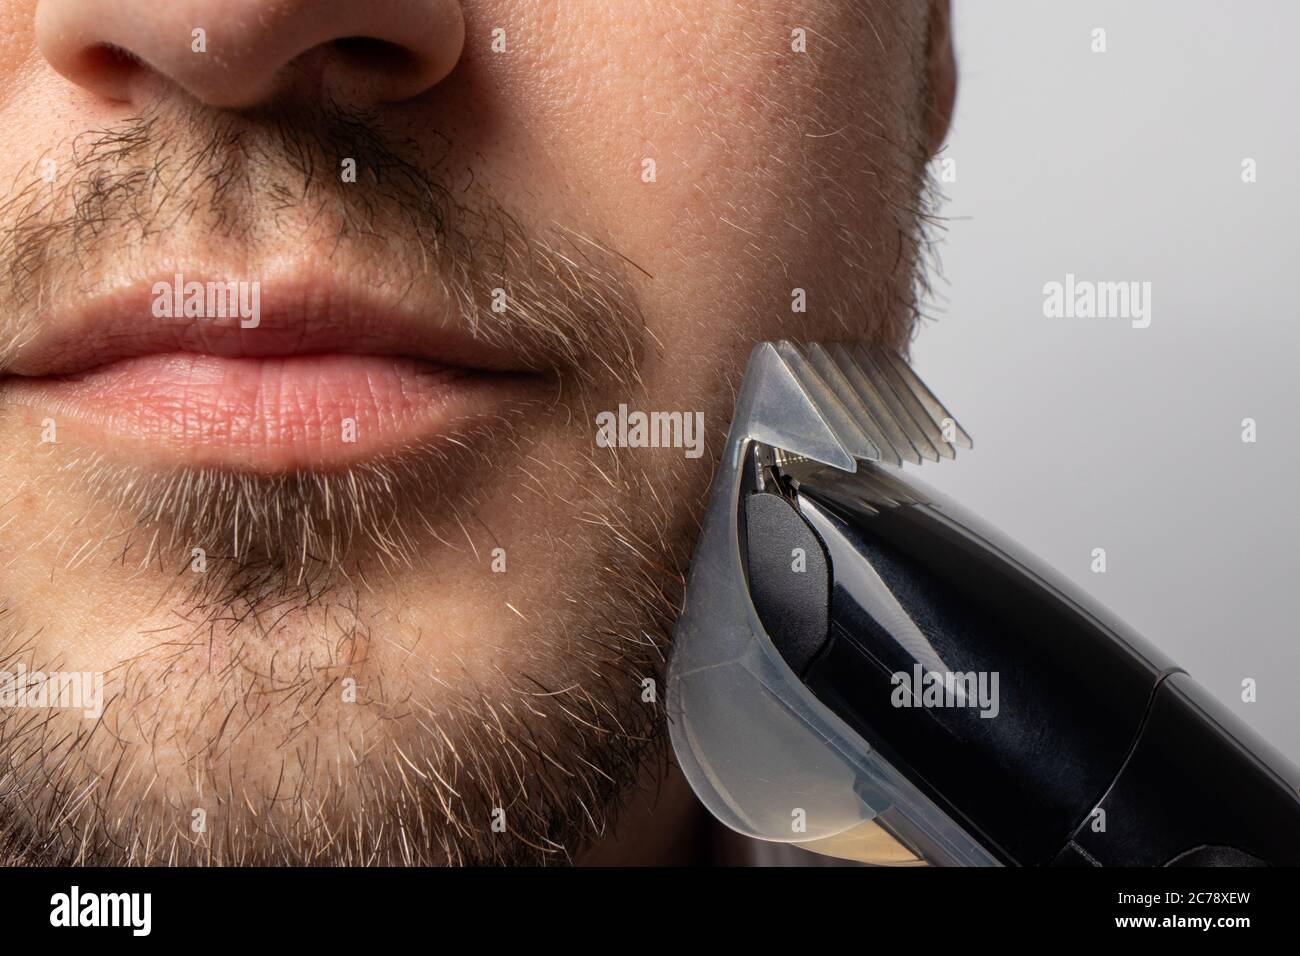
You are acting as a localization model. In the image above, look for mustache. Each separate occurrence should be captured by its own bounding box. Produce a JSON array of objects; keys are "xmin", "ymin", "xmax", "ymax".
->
[{"xmin": 0, "ymin": 97, "xmax": 648, "ymax": 385}]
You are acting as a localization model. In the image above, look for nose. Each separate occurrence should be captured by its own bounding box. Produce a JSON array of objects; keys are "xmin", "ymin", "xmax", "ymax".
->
[{"xmin": 35, "ymin": 0, "xmax": 465, "ymax": 109}]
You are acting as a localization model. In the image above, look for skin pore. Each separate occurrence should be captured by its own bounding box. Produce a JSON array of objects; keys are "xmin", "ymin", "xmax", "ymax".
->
[{"xmin": 0, "ymin": 0, "xmax": 954, "ymax": 864}]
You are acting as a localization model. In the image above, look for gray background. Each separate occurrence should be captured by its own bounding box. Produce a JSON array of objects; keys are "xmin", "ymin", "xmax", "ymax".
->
[{"xmin": 912, "ymin": 0, "xmax": 1299, "ymax": 761}]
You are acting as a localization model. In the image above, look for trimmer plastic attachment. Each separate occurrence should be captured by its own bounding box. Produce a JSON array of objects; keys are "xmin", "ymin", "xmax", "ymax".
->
[{"xmin": 667, "ymin": 341, "xmax": 1300, "ymax": 867}]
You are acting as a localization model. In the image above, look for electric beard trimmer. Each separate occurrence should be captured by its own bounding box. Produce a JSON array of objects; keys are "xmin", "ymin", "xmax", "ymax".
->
[{"xmin": 666, "ymin": 341, "xmax": 1300, "ymax": 866}]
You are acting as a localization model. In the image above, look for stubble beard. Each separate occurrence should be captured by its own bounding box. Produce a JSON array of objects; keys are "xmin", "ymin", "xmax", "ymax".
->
[{"xmin": 0, "ymin": 97, "xmax": 702, "ymax": 866}]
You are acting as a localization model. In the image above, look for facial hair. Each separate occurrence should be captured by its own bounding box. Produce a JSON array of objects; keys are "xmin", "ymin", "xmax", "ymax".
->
[{"xmin": 0, "ymin": 97, "xmax": 708, "ymax": 865}]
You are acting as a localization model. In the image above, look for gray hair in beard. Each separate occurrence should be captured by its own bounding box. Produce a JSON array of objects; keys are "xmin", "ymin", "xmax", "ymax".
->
[
  {"xmin": 0, "ymin": 96, "xmax": 648, "ymax": 381},
  {"xmin": 0, "ymin": 96, "xmax": 654, "ymax": 582},
  {"xmin": 0, "ymin": 101, "xmax": 692, "ymax": 866}
]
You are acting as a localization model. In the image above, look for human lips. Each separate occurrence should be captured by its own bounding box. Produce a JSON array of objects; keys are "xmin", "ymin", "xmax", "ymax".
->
[{"xmin": 0, "ymin": 277, "xmax": 545, "ymax": 470}]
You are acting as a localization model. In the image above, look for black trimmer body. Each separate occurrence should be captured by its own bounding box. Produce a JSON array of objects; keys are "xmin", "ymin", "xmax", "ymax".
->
[
  {"xmin": 665, "ymin": 341, "xmax": 1300, "ymax": 867},
  {"xmin": 747, "ymin": 459, "xmax": 1300, "ymax": 866}
]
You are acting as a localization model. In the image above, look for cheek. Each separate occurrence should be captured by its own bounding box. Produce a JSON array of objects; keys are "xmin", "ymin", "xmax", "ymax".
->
[
  {"xmin": 0, "ymin": 3, "xmax": 36, "ymax": 79},
  {"xmin": 458, "ymin": 1, "xmax": 859, "ymax": 258},
  {"xmin": 425, "ymin": 1, "xmax": 920, "ymax": 397}
]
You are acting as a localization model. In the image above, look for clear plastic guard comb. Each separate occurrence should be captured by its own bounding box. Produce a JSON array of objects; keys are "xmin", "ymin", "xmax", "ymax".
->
[{"xmin": 665, "ymin": 341, "xmax": 997, "ymax": 867}]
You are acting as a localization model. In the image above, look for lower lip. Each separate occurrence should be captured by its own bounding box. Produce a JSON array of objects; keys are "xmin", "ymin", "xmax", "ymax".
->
[{"xmin": 2, "ymin": 353, "xmax": 529, "ymax": 470}]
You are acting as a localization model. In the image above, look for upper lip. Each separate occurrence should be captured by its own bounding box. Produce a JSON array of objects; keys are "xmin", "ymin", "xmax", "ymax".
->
[{"xmin": 2, "ymin": 274, "xmax": 532, "ymax": 379}]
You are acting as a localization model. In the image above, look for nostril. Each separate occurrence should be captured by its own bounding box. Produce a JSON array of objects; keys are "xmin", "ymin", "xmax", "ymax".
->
[
  {"xmin": 331, "ymin": 36, "xmax": 420, "ymax": 74},
  {"xmin": 84, "ymin": 43, "xmax": 143, "ymax": 73},
  {"xmin": 77, "ymin": 43, "xmax": 146, "ymax": 96},
  {"xmin": 37, "ymin": 1, "xmax": 465, "ymax": 109}
]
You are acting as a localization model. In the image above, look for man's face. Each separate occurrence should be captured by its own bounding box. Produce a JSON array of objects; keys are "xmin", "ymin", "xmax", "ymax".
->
[{"xmin": 0, "ymin": 0, "xmax": 946, "ymax": 864}]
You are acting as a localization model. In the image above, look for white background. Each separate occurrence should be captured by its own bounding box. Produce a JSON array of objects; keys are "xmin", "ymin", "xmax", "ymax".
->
[{"xmin": 912, "ymin": 0, "xmax": 1300, "ymax": 761}]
